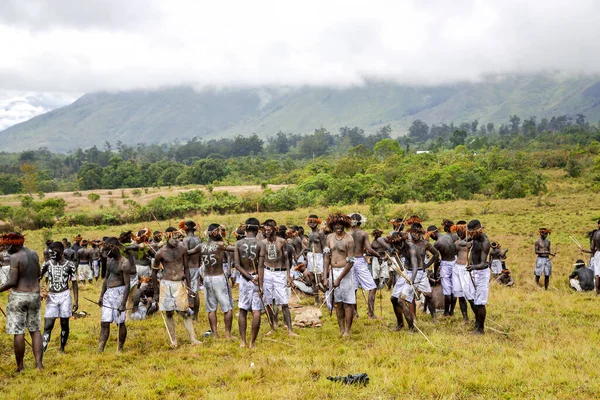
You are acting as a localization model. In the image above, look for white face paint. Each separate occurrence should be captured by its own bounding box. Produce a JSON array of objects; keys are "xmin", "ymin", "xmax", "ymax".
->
[
  {"xmin": 49, "ymin": 249, "xmax": 59, "ymax": 260},
  {"xmin": 167, "ymin": 238, "xmax": 178, "ymax": 247}
]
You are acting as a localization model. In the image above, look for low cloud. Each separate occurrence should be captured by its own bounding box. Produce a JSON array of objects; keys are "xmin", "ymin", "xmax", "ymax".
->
[{"xmin": 1, "ymin": 0, "xmax": 599, "ymax": 93}]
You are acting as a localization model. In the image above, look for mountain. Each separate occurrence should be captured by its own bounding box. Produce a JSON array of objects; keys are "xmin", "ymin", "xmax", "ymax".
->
[{"xmin": 2, "ymin": 74, "xmax": 600, "ymax": 152}]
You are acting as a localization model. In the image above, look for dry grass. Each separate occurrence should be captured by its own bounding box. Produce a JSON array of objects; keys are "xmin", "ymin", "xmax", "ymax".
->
[
  {"xmin": 0, "ymin": 184, "xmax": 289, "ymax": 213},
  {"xmin": 2, "ymin": 187, "xmax": 600, "ymax": 399}
]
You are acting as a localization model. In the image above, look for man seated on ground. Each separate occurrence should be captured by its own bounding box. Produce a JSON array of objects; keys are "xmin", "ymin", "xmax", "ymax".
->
[
  {"xmin": 495, "ymin": 268, "xmax": 514, "ymax": 287},
  {"xmin": 569, "ymin": 259, "xmax": 594, "ymax": 292}
]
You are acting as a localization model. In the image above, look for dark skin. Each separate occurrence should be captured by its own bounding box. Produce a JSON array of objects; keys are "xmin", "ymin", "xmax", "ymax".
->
[
  {"xmin": 412, "ymin": 232, "xmax": 440, "ymax": 320},
  {"xmin": 535, "ymin": 233, "xmax": 555, "ymax": 290},
  {"xmin": 389, "ymin": 239, "xmax": 419, "ymax": 331},
  {"xmin": 261, "ymin": 227, "xmax": 297, "ymax": 336},
  {"xmin": 0, "ymin": 243, "xmax": 44, "ymax": 371},
  {"xmin": 90, "ymin": 244, "xmax": 101, "ymax": 282},
  {"xmin": 350, "ymin": 224, "xmax": 380, "ymax": 319},
  {"xmin": 155, "ymin": 237, "xmax": 200, "ymax": 346},
  {"xmin": 430, "ymin": 230, "xmax": 457, "ymax": 316},
  {"xmin": 234, "ymin": 231, "xmax": 266, "ymax": 348},
  {"xmin": 182, "ymin": 230, "xmax": 202, "ymax": 320},
  {"xmin": 40, "ymin": 247, "xmax": 79, "ymax": 353},
  {"xmin": 371, "ymin": 233, "xmax": 394, "ymax": 288},
  {"xmin": 323, "ymin": 223, "xmax": 355, "ymax": 337},
  {"xmin": 98, "ymin": 246, "xmax": 131, "ymax": 352},
  {"xmin": 75, "ymin": 243, "xmax": 92, "ymax": 284},
  {"xmin": 289, "ymin": 234, "xmax": 304, "ymax": 264},
  {"xmin": 188, "ymin": 235, "xmax": 235, "ymax": 339},
  {"xmin": 466, "ymin": 230, "xmax": 491, "ymax": 334},
  {"xmin": 307, "ymin": 220, "xmax": 327, "ymax": 305},
  {"xmin": 454, "ymin": 229, "xmax": 475, "ymax": 321},
  {"xmin": 579, "ymin": 223, "xmax": 600, "ymax": 294}
]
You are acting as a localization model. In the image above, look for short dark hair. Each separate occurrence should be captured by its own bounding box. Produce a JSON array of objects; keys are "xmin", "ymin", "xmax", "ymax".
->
[
  {"xmin": 165, "ymin": 227, "xmax": 177, "ymax": 233},
  {"xmin": 245, "ymin": 218, "xmax": 260, "ymax": 233},
  {"xmin": 49, "ymin": 241, "xmax": 64, "ymax": 252},
  {"xmin": 262, "ymin": 219, "xmax": 277, "ymax": 228}
]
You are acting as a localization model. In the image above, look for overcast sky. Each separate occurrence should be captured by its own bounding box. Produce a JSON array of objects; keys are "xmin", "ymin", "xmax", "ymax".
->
[{"xmin": 1, "ymin": 0, "xmax": 600, "ymax": 94}]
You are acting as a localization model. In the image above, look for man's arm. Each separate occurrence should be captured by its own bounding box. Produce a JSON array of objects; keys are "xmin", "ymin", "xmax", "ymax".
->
[
  {"xmin": 152, "ymin": 252, "xmax": 162, "ymax": 302},
  {"xmin": 377, "ymin": 237, "xmax": 394, "ymax": 254},
  {"xmin": 257, "ymin": 243, "xmax": 266, "ymax": 291},
  {"xmin": 424, "ymin": 242, "xmax": 440, "ymax": 269},
  {"xmin": 120, "ymin": 260, "xmax": 131, "ymax": 312},
  {"xmin": 0, "ymin": 254, "xmax": 20, "ymax": 292},
  {"xmin": 363, "ymin": 234, "xmax": 380, "ymax": 258},
  {"xmin": 99, "ymin": 271, "xmax": 109, "ymax": 306},
  {"xmin": 187, "ymin": 243, "xmax": 203, "ymax": 255},
  {"xmin": 322, "ymin": 238, "xmax": 331, "ymax": 287},
  {"xmin": 72, "ymin": 280, "xmax": 79, "ymax": 312},
  {"xmin": 75, "ymin": 249, "xmax": 80, "ymax": 265},
  {"xmin": 282, "ymin": 240, "xmax": 292, "ymax": 286},
  {"xmin": 182, "ymin": 247, "xmax": 191, "ymax": 291}
]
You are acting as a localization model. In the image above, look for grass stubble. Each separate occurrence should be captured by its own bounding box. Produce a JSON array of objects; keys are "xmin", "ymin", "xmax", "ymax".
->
[{"xmin": 1, "ymin": 184, "xmax": 600, "ymax": 399}]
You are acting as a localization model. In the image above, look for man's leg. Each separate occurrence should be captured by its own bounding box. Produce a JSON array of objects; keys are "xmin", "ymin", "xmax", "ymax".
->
[
  {"xmin": 250, "ymin": 310, "xmax": 261, "ymax": 348},
  {"xmin": 281, "ymin": 305, "xmax": 299, "ymax": 336},
  {"xmin": 424, "ymin": 293, "xmax": 436, "ymax": 320},
  {"xmin": 343, "ymin": 303, "xmax": 354, "ymax": 336},
  {"xmin": 544, "ymin": 275, "xmax": 550, "ymax": 290},
  {"xmin": 223, "ymin": 310, "xmax": 233, "ymax": 338},
  {"xmin": 400, "ymin": 300, "xmax": 414, "ymax": 330},
  {"xmin": 264, "ymin": 304, "xmax": 276, "ymax": 335},
  {"xmin": 179, "ymin": 311, "xmax": 201, "ymax": 345},
  {"xmin": 535, "ymin": 275, "xmax": 540, "ymax": 286},
  {"xmin": 390, "ymin": 297, "xmax": 405, "ymax": 329},
  {"xmin": 207, "ymin": 311, "xmax": 218, "ymax": 338},
  {"xmin": 476, "ymin": 305, "xmax": 486, "ymax": 334},
  {"xmin": 334, "ymin": 302, "xmax": 345, "ymax": 335},
  {"xmin": 166, "ymin": 311, "xmax": 177, "ymax": 346},
  {"xmin": 193, "ymin": 295, "xmax": 200, "ymax": 322},
  {"xmin": 117, "ymin": 322, "xmax": 127, "ymax": 351},
  {"xmin": 98, "ymin": 322, "xmax": 110, "ymax": 352},
  {"xmin": 367, "ymin": 288, "xmax": 376, "ymax": 319},
  {"xmin": 59, "ymin": 318, "xmax": 70, "ymax": 352},
  {"xmin": 29, "ymin": 330, "xmax": 43, "ymax": 370},
  {"xmin": 596, "ymin": 276, "xmax": 600, "ymax": 295},
  {"xmin": 458, "ymin": 297, "xmax": 469, "ymax": 321},
  {"xmin": 14, "ymin": 334, "xmax": 25, "ymax": 372},
  {"xmin": 42, "ymin": 318, "xmax": 56, "ymax": 352},
  {"xmin": 239, "ymin": 309, "xmax": 248, "ymax": 347}
]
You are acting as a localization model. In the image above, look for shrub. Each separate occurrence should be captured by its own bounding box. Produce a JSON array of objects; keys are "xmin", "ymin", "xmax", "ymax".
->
[{"xmin": 88, "ymin": 193, "xmax": 100, "ymax": 203}]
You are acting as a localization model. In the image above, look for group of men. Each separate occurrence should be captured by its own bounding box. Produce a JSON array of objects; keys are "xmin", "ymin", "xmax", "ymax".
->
[{"xmin": 2, "ymin": 216, "xmax": 599, "ymax": 372}]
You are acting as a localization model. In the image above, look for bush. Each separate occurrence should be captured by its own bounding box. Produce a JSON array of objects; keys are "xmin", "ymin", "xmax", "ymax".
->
[
  {"xmin": 88, "ymin": 193, "xmax": 100, "ymax": 203},
  {"xmin": 131, "ymin": 189, "xmax": 142, "ymax": 197},
  {"xmin": 73, "ymin": 191, "xmax": 82, "ymax": 197}
]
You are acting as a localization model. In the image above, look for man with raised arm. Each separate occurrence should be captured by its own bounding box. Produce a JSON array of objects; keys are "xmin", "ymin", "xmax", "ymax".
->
[
  {"xmin": 0, "ymin": 232, "xmax": 44, "ymax": 371},
  {"xmin": 234, "ymin": 218, "xmax": 266, "ymax": 348}
]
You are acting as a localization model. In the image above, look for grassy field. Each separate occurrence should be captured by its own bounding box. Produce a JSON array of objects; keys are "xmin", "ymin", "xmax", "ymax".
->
[{"xmin": 2, "ymin": 180, "xmax": 600, "ymax": 399}]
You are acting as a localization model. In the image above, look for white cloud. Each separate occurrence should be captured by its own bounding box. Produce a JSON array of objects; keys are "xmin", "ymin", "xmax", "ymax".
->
[
  {"xmin": 0, "ymin": 0, "xmax": 599, "ymax": 93},
  {"xmin": 0, "ymin": 92, "xmax": 78, "ymax": 130}
]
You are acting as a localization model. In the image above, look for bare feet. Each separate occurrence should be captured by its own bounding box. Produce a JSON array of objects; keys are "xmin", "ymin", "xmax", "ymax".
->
[
  {"xmin": 240, "ymin": 342, "xmax": 247, "ymax": 348},
  {"xmin": 288, "ymin": 330, "xmax": 299, "ymax": 337},
  {"xmin": 170, "ymin": 341, "xmax": 178, "ymax": 348},
  {"xmin": 392, "ymin": 325, "xmax": 404, "ymax": 331},
  {"xmin": 341, "ymin": 332, "xmax": 350, "ymax": 337},
  {"xmin": 265, "ymin": 330, "xmax": 275, "ymax": 336},
  {"xmin": 190, "ymin": 339, "xmax": 203, "ymax": 346}
]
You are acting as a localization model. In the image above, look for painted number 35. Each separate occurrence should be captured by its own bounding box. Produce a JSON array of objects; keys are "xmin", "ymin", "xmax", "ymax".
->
[{"xmin": 242, "ymin": 244, "xmax": 257, "ymax": 259}]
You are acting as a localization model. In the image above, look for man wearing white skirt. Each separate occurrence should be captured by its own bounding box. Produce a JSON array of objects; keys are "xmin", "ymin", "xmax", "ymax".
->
[
  {"xmin": 41, "ymin": 242, "xmax": 78, "ymax": 353},
  {"xmin": 466, "ymin": 220, "xmax": 491, "ymax": 335}
]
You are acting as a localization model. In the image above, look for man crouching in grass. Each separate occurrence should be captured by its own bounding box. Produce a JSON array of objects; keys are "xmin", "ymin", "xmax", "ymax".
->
[
  {"xmin": 98, "ymin": 237, "xmax": 131, "ymax": 352},
  {"xmin": 0, "ymin": 232, "xmax": 44, "ymax": 371}
]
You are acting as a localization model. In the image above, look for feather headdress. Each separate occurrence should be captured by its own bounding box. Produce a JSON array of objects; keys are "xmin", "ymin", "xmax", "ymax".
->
[
  {"xmin": 0, "ymin": 232, "xmax": 25, "ymax": 246},
  {"xmin": 326, "ymin": 213, "xmax": 352, "ymax": 230}
]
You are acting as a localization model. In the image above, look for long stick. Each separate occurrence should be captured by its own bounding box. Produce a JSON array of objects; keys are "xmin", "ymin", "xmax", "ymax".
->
[
  {"xmin": 160, "ymin": 311, "xmax": 175, "ymax": 346},
  {"xmin": 0, "ymin": 304, "xmax": 32, "ymax": 348},
  {"xmin": 83, "ymin": 296, "xmax": 134, "ymax": 311},
  {"xmin": 251, "ymin": 259, "xmax": 276, "ymax": 331},
  {"xmin": 569, "ymin": 235, "xmax": 583, "ymax": 249},
  {"xmin": 412, "ymin": 322, "xmax": 438, "ymax": 350}
]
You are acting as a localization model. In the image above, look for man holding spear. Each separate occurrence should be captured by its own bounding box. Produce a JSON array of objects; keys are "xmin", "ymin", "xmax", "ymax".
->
[{"xmin": 578, "ymin": 220, "xmax": 600, "ymax": 293}]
